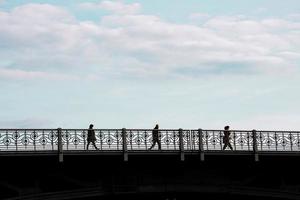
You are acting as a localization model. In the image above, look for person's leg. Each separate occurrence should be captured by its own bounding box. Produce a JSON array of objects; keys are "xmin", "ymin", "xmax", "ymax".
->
[
  {"xmin": 149, "ymin": 141, "xmax": 154, "ymax": 150},
  {"xmin": 92, "ymin": 142, "xmax": 98, "ymax": 150},
  {"xmin": 228, "ymin": 142, "xmax": 233, "ymax": 150},
  {"xmin": 223, "ymin": 142, "xmax": 228, "ymax": 150},
  {"xmin": 158, "ymin": 139, "xmax": 161, "ymax": 150},
  {"xmin": 149, "ymin": 140, "xmax": 155, "ymax": 150},
  {"xmin": 87, "ymin": 141, "xmax": 90, "ymax": 150},
  {"xmin": 149, "ymin": 137, "xmax": 157, "ymax": 150}
]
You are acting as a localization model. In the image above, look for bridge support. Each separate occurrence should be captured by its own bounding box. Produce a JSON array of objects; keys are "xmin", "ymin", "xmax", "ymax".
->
[
  {"xmin": 122, "ymin": 128, "xmax": 128, "ymax": 162},
  {"xmin": 179, "ymin": 129, "xmax": 185, "ymax": 161},
  {"xmin": 57, "ymin": 128, "xmax": 63, "ymax": 163},
  {"xmin": 198, "ymin": 129, "xmax": 205, "ymax": 161},
  {"xmin": 252, "ymin": 129, "xmax": 259, "ymax": 162}
]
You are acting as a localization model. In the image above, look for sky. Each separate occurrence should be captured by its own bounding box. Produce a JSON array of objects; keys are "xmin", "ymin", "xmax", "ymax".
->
[{"xmin": 0, "ymin": 0, "xmax": 300, "ymax": 130}]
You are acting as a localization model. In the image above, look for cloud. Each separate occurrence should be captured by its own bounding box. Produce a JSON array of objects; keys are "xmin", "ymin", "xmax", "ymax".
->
[
  {"xmin": 80, "ymin": 1, "xmax": 141, "ymax": 15},
  {"xmin": 0, "ymin": 118, "xmax": 54, "ymax": 128},
  {"xmin": 0, "ymin": 2, "xmax": 300, "ymax": 80},
  {"xmin": 233, "ymin": 114, "xmax": 300, "ymax": 131},
  {"xmin": 10, "ymin": 3, "xmax": 74, "ymax": 23},
  {"xmin": 287, "ymin": 13, "xmax": 300, "ymax": 21},
  {"xmin": 0, "ymin": 68, "xmax": 80, "ymax": 80}
]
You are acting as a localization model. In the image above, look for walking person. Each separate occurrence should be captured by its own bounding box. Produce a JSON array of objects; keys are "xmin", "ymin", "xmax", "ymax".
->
[
  {"xmin": 149, "ymin": 124, "xmax": 161, "ymax": 150},
  {"xmin": 87, "ymin": 124, "xmax": 99, "ymax": 150},
  {"xmin": 222, "ymin": 125, "xmax": 233, "ymax": 150}
]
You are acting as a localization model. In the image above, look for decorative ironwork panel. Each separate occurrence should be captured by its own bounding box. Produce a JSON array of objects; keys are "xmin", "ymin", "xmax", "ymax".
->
[
  {"xmin": 257, "ymin": 131, "xmax": 300, "ymax": 151},
  {"xmin": 202, "ymin": 130, "xmax": 223, "ymax": 150},
  {"xmin": 96, "ymin": 129, "xmax": 122, "ymax": 150},
  {"xmin": 0, "ymin": 129, "xmax": 58, "ymax": 151},
  {"xmin": 200, "ymin": 130, "xmax": 253, "ymax": 151},
  {"xmin": 182, "ymin": 130, "xmax": 192, "ymax": 151},
  {"xmin": 124, "ymin": 129, "xmax": 183, "ymax": 151},
  {"xmin": 231, "ymin": 131, "xmax": 253, "ymax": 151},
  {"xmin": 58, "ymin": 129, "xmax": 122, "ymax": 150},
  {"xmin": 62, "ymin": 129, "xmax": 86, "ymax": 150},
  {"xmin": 189, "ymin": 130, "xmax": 203, "ymax": 151}
]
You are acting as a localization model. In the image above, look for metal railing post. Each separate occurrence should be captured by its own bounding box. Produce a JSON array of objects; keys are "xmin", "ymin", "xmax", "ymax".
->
[
  {"xmin": 122, "ymin": 128, "xmax": 128, "ymax": 161},
  {"xmin": 33, "ymin": 130, "xmax": 36, "ymax": 151},
  {"xmin": 198, "ymin": 129, "xmax": 204, "ymax": 161},
  {"xmin": 57, "ymin": 128, "xmax": 63, "ymax": 163},
  {"xmin": 252, "ymin": 129, "xmax": 259, "ymax": 162},
  {"xmin": 14, "ymin": 130, "xmax": 18, "ymax": 151},
  {"xmin": 179, "ymin": 128, "xmax": 185, "ymax": 161}
]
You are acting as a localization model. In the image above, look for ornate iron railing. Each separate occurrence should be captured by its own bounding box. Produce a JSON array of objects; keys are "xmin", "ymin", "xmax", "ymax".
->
[
  {"xmin": 0, "ymin": 129, "xmax": 300, "ymax": 152},
  {"xmin": 0, "ymin": 129, "xmax": 58, "ymax": 151}
]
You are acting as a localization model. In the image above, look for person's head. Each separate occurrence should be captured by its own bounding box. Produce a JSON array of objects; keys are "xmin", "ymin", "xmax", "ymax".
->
[
  {"xmin": 155, "ymin": 124, "xmax": 159, "ymax": 128},
  {"xmin": 224, "ymin": 126, "xmax": 230, "ymax": 130},
  {"xmin": 89, "ymin": 124, "xmax": 94, "ymax": 129}
]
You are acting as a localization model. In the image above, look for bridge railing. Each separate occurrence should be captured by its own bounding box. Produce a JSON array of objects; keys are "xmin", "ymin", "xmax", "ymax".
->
[{"xmin": 0, "ymin": 129, "xmax": 300, "ymax": 152}]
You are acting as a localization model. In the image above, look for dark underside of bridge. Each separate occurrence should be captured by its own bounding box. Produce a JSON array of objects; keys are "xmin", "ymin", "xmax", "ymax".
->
[{"xmin": 1, "ymin": 153, "xmax": 300, "ymax": 200}]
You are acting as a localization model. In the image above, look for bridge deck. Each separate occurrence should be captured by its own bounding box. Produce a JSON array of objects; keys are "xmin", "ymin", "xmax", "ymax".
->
[{"xmin": 1, "ymin": 150, "xmax": 299, "ymax": 157}]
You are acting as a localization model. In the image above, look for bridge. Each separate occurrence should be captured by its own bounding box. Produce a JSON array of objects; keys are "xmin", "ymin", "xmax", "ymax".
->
[
  {"xmin": 1, "ymin": 128, "xmax": 300, "ymax": 200},
  {"xmin": 0, "ymin": 128, "xmax": 300, "ymax": 161}
]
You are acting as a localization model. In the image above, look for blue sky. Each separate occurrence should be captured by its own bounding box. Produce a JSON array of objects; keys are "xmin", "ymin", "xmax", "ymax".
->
[{"xmin": 0, "ymin": 0, "xmax": 300, "ymax": 130}]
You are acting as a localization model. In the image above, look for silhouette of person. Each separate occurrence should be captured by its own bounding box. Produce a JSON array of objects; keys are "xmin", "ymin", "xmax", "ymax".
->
[
  {"xmin": 222, "ymin": 125, "xmax": 233, "ymax": 150},
  {"xmin": 87, "ymin": 124, "xmax": 99, "ymax": 150},
  {"xmin": 149, "ymin": 124, "xmax": 161, "ymax": 150}
]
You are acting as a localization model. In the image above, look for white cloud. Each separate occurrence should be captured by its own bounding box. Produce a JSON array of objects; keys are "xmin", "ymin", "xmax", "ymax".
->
[
  {"xmin": 233, "ymin": 114, "xmax": 300, "ymax": 131},
  {"xmin": 12, "ymin": 3, "xmax": 74, "ymax": 23},
  {"xmin": 80, "ymin": 1, "xmax": 141, "ymax": 15},
  {"xmin": 0, "ymin": 68, "xmax": 80, "ymax": 80},
  {"xmin": 0, "ymin": 2, "xmax": 300, "ymax": 80},
  {"xmin": 0, "ymin": 118, "xmax": 54, "ymax": 128},
  {"xmin": 287, "ymin": 13, "xmax": 300, "ymax": 21}
]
